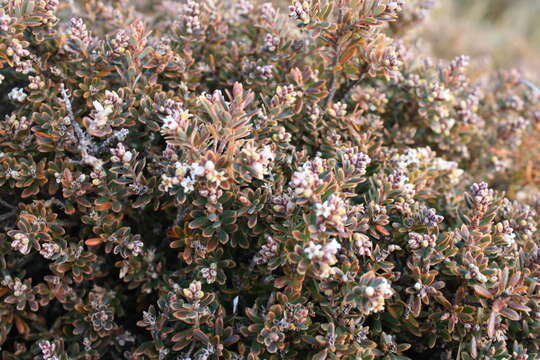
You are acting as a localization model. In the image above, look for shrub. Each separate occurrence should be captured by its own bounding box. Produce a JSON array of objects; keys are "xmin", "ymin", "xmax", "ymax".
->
[{"xmin": 0, "ymin": 0, "xmax": 538, "ymax": 359}]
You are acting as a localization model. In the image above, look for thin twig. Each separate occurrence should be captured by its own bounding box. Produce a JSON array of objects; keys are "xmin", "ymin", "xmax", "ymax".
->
[
  {"xmin": 60, "ymin": 84, "xmax": 96, "ymax": 154},
  {"xmin": 60, "ymin": 84, "xmax": 103, "ymax": 169},
  {"xmin": 0, "ymin": 199, "xmax": 16, "ymax": 210},
  {"xmin": 0, "ymin": 209, "xmax": 17, "ymax": 222},
  {"xmin": 96, "ymin": 128, "xmax": 129, "ymax": 154}
]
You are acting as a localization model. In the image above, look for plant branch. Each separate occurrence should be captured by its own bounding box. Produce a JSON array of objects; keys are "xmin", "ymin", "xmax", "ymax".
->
[{"xmin": 60, "ymin": 84, "xmax": 103, "ymax": 169}]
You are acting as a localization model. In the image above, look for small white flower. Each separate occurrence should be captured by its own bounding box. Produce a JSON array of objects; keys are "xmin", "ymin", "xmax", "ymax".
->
[
  {"xmin": 324, "ymin": 238, "xmax": 341, "ymax": 255},
  {"xmin": 304, "ymin": 241, "xmax": 323, "ymax": 260},
  {"xmin": 377, "ymin": 279, "xmax": 393, "ymax": 297},
  {"xmin": 190, "ymin": 162, "xmax": 205, "ymax": 177},
  {"xmin": 8, "ymin": 87, "xmax": 27, "ymax": 102},
  {"xmin": 92, "ymin": 100, "xmax": 113, "ymax": 127},
  {"xmin": 261, "ymin": 145, "xmax": 275, "ymax": 161},
  {"xmin": 181, "ymin": 176, "xmax": 196, "ymax": 193},
  {"xmin": 365, "ymin": 286, "xmax": 375, "ymax": 297},
  {"xmin": 123, "ymin": 151, "xmax": 133, "ymax": 162},
  {"xmin": 503, "ymin": 232, "xmax": 516, "ymax": 247},
  {"xmin": 315, "ymin": 200, "xmax": 334, "ymax": 218},
  {"xmin": 204, "ymin": 160, "xmax": 215, "ymax": 171},
  {"xmin": 162, "ymin": 115, "xmax": 178, "ymax": 130}
]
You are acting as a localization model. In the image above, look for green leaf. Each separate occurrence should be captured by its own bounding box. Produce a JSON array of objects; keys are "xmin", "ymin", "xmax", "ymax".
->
[{"xmin": 189, "ymin": 216, "xmax": 210, "ymax": 229}]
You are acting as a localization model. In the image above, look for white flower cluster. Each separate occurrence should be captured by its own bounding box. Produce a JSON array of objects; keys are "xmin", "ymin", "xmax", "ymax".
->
[
  {"xmin": 256, "ymin": 64, "xmax": 274, "ymax": 80},
  {"xmin": 327, "ymin": 102, "xmax": 347, "ymax": 117},
  {"xmin": 388, "ymin": 167, "xmax": 414, "ymax": 194},
  {"xmin": 432, "ymin": 158, "xmax": 457, "ymax": 171},
  {"xmin": 392, "ymin": 147, "xmax": 464, "ymax": 186},
  {"xmin": 241, "ymin": 143, "xmax": 275, "ymax": 179},
  {"xmin": 11, "ymin": 233, "xmax": 31, "ymax": 255},
  {"xmin": 261, "ymin": 2, "xmax": 276, "ymax": 22},
  {"xmin": 315, "ymin": 194, "xmax": 348, "ymax": 233},
  {"xmin": 289, "ymin": 0, "xmax": 310, "ymax": 24},
  {"xmin": 8, "ymin": 87, "xmax": 27, "ymax": 102},
  {"xmin": 354, "ymin": 233, "xmax": 372, "ymax": 256},
  {"xmin": 407, "ymin": 232, "xmax": 436, "ymax": 250},
  {"xmin": 70, "ymin": 18, "xmax": 91, "ymax": 48},
  {"xmin": 1, "ymin": 276, "xmax": 29, "ymax": 298},
  {"xmin": 385, "ymin": 0, "xmax": 405, "ymax": 14},
  {"xmin": 161, "ymin": 160, "xmax": 225, "ymax": 194},
  {"xmin": 236, "ymin": 0, "xmax": 254, "ymax": 16},
  {"xmin": 126, "ymin": 238, "xmax": 144, "ymax": 257},
  {"xmin": 182, "ymin": 0, "xmax": 201, "ymax": 34},
  {"xmin": 40, "ymin": 242, "xmax": 61, "ymax": 259},
  {"xmin": 304, "ymin": 238, "xmax": 341, "ymax": 278},
  {"xmin": 0, "ymin": 9, "xmax": 13, "ymax": 32},
  {"xmin": 364, "ymin": 278, "xmax": 393, "ymax": 313},
  {"xmin": 201, "ymin": 263, "xmax": 218, "ymax": 283},
  {"xmin": 6, "ymin": 39, "xmax": 33, "ymax": 74},
  {"xmin": 253, "ymin": 235, "xmax": 279, "ymax": 265},
  {"xmin": 340, "ymin": 147, "xmax": 371, "ymax": 176},
  {"xmin": 161, "ymin": 108, "xmax": 192, "ymax": 132},
  {"xmin": 90, "ymin": 100, "xmax": 113, "ymax": 128},
  {"xmin": 290, "ymin": 157, "xmax": 325, "ymax": 200},
  {"xmin": 38, "ymin": 340, "xmax": 59, "ymax": 360},
  {"xmin": 469, "ymin": 182, "xmax": 494, "ymax": 207},
  {"xmin": 110, "ymin": 143, "xmax": 133, "ymax": 164},
  {"xmin": 28, "ymin": 75, "xmax": 45, "ymax": 90},
  {"xmin": 263, "ymin": 33, "xmax": 280, "ymax": 52},
  {"xmin": 432, "ymin": 158, "xmax": 464, "ymax": 184},
  {"xmin": 275, "ymin": 84, "xmax": 301, "ymax": 106},
  {"xmin": 465, "ymin": 263, "xmax": 488, "ymax": 283},
  {"xmin": 496, "ymin": 220, "xmax": 516, "ymax": 248},
  {"xmin": 104, "ymin": 90, "xmax": 122, "ymax": 106},
  {"xmin": 392, "ymin": 147, "xmax": 433, "ymax": 169},
  {"xmin": 182, "ymin": 280, "xmax": 204, "ymax": 301}
]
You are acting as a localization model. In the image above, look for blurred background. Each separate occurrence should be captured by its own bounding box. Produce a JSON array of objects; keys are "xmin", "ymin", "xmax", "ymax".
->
[
  {"xmin": 420, "ymin": 0, "xmax": 540, "ymax": 71},
  {"xmin": 415, "ymin": 0, "xmax": 540, "ymax": 200}
]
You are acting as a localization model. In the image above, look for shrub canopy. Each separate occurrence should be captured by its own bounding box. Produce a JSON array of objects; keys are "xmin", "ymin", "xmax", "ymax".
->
[{"xmin": 0, "ymin": 1, "xmax": 539, "ymax": 359}]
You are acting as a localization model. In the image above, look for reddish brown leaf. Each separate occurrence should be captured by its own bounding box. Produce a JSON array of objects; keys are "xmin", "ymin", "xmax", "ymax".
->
[
  {"xmin": 85, "ymin": 238, "xmax": 105, "ymax": 246},
  {"xmin": 472, "ymin": 285, "xmax": 493, "ymax": 299}
]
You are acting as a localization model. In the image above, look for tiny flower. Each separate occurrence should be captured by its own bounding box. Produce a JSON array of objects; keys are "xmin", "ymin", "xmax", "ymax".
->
[
  {"xmin": 181, "ymin": 176, "xmax": 196, "ymax": 193},
  {"xmin": 8, "ymin": 87, "xmax": 27, "ymax": 102},
  {"xmin": 38, "ymin": 340, "xmax": 59, "ymax": 360},
  {"xmin": 304, "ymin": 241, "xmax": 323, "ymax": 260},
  {"xmin": 0, "ymin": 10, "xmax": 13, "ymax": 32},
  {"xmin": 289, "ymin": 0, "xmax": 311, "ymax": 24},
  {"xmin": 327, "ymin": 102, "xmax": 347, "ymax": 117},
  {"xmin": 256, "ymin": 64, "xmax": 273, "ymax": 80},
  {"xmin": 274, "ymin": 84, "xmax": 300, "ymax": 106},
  {"xmin": 182, "ymin": 280, "xmax": 204, "ymax": 301},
  {"xmin": 365, "ymin": 286, "xmax": 375, "ymax": 297},
  {"xmin": 261, "ymin": 2, "xmax": 276, "ymax": 22},
  {"xmin": 11, "ymin": 233, "xmax": 31, "ymax": 255},
  {"xmin": 40, "ymin": 243, "xmax": 61, "ymax": 259},
  {"xmin": 92, "ymin": 100, "xmax": 113, "ymax": 127},
  {"xmin": 236, "ymin": 0, "xmax": 254, "ymax": 16},
  {"xmin": 263, "ymin": 33, "xmax": 280, "ymax": 52},
  {"xmin": 190, "ymin": 162, "xmax": 205, "ymax": 177}
]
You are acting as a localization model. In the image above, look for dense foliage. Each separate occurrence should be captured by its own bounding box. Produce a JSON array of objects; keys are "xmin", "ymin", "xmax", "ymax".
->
[{"xmin": 0, "ymin": 0, "xmax": 539, "ymax": 359}]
